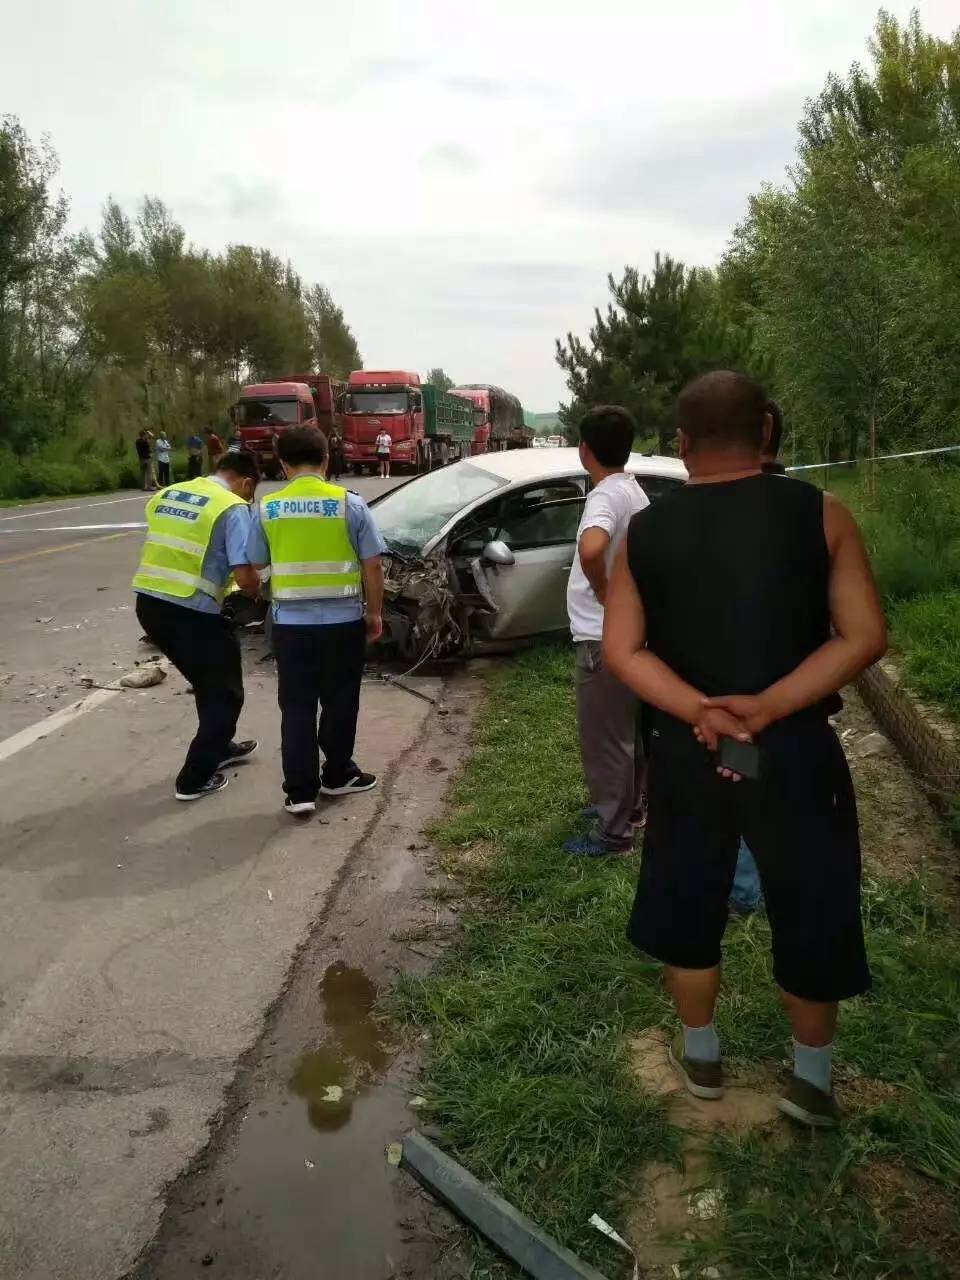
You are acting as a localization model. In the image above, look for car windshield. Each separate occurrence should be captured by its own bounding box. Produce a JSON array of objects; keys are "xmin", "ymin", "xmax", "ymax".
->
[
  {"xmin": 347, "ymin": 391, "xmax": 408, "ymax": 414},
  {"xmin": 238, "ymin": 398, "xmax": 300, "ymax": 427},
  {"xmin": 371, "ymin": 463, "xmax": 507, "ymax": 552}
]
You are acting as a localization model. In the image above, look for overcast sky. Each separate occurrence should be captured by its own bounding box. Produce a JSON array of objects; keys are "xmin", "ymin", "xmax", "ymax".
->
[{"xmin": 3, "ymin": 1, "xmax": 957, "ymax": 409}]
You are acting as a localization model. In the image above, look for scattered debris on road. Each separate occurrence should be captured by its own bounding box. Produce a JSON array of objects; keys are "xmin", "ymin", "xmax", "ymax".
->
[{"xmin": 119, "ymin": 665, "xmax": 166, "ymax": 689}]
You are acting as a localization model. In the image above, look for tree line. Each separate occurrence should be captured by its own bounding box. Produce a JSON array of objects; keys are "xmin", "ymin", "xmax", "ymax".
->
[
  {"xmin": 557, "ymin": 10, "xmax": 960, "ymax": 462},
  {"xmin": 0, "ymin": 115, "xmax": 362, "ymax": 469}
]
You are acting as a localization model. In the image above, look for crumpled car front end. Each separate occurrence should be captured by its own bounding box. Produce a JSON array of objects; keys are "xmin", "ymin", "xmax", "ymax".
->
[{"xmin": 383, "ymin": 546, "xmax": 514, "ymax": 660}]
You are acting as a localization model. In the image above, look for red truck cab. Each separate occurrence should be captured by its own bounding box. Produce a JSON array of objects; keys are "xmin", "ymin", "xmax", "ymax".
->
[
  {"xmin": 235, "ymin": 374, "xmax": 345, "ymax": 479},
  {"xmin": 342, "ymin": 370, "xmax": 424, "ymax": 474}
]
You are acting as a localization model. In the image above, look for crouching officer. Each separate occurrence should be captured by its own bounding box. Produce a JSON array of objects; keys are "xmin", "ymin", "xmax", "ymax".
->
[
  {"xmin": 247, "ymin": 426, "xmax": 386, "ymax": 815},
  {"xmin": 133, "ymin": 449, "xmax": 262, "ymax": 800}
]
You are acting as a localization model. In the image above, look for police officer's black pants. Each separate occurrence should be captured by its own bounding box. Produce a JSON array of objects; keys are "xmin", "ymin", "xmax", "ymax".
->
[
  {"xmin": 136, "ymin": 594, "xmax": 244, "ymax": 792},
  {"xmin": 272, "ymin": 620, "xmax": 366, "ymax": 803}
]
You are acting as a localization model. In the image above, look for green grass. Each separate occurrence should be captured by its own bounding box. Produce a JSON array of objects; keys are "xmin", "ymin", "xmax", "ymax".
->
[
  {"xmin": 820, "ymin": 464, "xmax": 960, "ymax": 721},
  {"xmin": 888, "ymin": 591, "xmax": 960, "ymax": 718},
  {"xmin": 0, "ymin": 445, "xmax": 192, "ymax": 503},
  {"xmin": 393, "ymin": 647, "xmax": 960, "ymax": 1278}
]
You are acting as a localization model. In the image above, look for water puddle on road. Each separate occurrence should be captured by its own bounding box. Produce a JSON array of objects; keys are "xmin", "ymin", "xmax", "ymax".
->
[
  {"xmin": 288, "ymin": 962, "xmax": 394, "ymax": 1134},
  {"xmin": 138, "ymin": 959, "xmax": 464, "ymax": 1278}
]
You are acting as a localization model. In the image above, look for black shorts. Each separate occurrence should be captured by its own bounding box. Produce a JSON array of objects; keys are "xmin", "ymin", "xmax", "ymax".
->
[{"xmin": 627, "ymin": 712, "xmax": 871, "ymax": 1003}]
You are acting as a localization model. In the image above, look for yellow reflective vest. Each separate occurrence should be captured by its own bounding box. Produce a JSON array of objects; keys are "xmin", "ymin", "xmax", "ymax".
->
[
  {"xmin": 260, "ymin": 475, "xmax": 361, "ymax": 601},
  {"xmin": 132, "ymin": 477, "xmax": 245, "ymax": 603}
]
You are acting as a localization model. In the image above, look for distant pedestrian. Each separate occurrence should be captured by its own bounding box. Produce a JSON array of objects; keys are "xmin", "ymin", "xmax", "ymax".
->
[
  {"xmin": 186, "ymin": 431, "xmax": 204, "ymax": 479},
  {"xmin": 155, "ymin": 431, "xmax": 172, "ymax": 487},
  {"xmin": 135, "ymin": 429, "xmax": 156, "ymax": 491},
  {"xmin": 604, "ymin": 370, "xmax": 887, "ymax": 1129},
  {"xmin": 329, "ymin": 428, "xmax": 346, "ymax": 480},
  {"xmin": 206, "ymin": 427, "xmax": 224, "ymax": 474},
  {"xmin": 564, "ymin": 405, "xmax": 649, "ymax": 857},
  {"xmin": 375, "ymin": 429, "xmax": 392, "ymax": 478}
]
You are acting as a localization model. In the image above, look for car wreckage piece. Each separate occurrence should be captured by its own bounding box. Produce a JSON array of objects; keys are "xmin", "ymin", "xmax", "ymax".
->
[{"xmin": 383, "ymin": 551, "xmax": 499, "ymax": 660}]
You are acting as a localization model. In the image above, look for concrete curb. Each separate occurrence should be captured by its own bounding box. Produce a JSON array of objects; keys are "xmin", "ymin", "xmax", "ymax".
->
[
  {"xmin": 401, "ymin": 1132, "xmax": 611, "ymax": 1280},
  {"xmin": 856, "ymin": 661, "xmax": 960, "ymax": 808}
]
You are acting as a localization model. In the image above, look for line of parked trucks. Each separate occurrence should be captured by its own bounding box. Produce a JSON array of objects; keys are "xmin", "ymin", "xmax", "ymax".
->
[{"xmin": 233, "ymin": 369, "xmax": 532, "ymax": 479}]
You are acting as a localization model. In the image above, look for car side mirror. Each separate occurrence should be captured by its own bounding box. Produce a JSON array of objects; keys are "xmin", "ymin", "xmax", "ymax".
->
[{"xmin": 482, "ymin": 540, "xmax": 515, "ymax": 567}]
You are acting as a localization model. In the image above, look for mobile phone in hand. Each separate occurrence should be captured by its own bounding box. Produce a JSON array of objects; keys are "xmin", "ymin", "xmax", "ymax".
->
[{"xmin": 716, "ymin": 736, "xmax": 761, "ymax": 781}]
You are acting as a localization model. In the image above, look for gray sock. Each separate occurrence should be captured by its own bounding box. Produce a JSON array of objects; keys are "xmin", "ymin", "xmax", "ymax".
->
[
  {"xmin": 683, "ymin": 1021, "xmax": 720, "ymax": 1063},
  {"xmin": 793, "ymin": 1040, "xmax": 833, "ymax": 1094}
]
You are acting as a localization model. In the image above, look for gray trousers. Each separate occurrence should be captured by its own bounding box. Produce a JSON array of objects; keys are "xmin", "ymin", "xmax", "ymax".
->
[{"xmin": 575, "ymin": 640, "xmax": 643, "ymax": 845}]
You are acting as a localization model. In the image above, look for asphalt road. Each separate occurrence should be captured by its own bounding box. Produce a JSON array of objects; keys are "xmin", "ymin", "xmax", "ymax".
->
[
  {"xmin": 0, "ymin": 473, "xmax": 473, "ymax": 1280},
  {"xmin": 0, "ymin": 476, "xmax": 403, "ymax": 738}
]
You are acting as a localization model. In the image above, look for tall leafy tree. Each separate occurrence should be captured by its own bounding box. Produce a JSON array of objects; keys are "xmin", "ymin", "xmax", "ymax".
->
[
  {"xmin": 557, "ymin": 254, "xmax": 758, "ymax": 451},
  {"xmin": 724, "ymin": 10, "xmax": 960, "ymax": 461},
  {"xmin": 305, "ymin": 284, "xmax": 361, "ymax": 379},
  {"xmin": 425, "ymin": 366, "xmax": 453, "ymax": 391}
]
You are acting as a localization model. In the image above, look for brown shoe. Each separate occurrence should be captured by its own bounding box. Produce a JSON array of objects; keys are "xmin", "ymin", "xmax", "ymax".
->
[
  {"xmin": 667, "ymin": 1032, "xmax": 724, "ymax": 1100},
  {"xmin": 778, "ymin": 1075, "xmax": 841, "ymax": 1129}
]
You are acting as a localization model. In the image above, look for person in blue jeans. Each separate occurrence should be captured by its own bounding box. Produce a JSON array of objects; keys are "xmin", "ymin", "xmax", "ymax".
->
[{"xmin": 728, "ymin": 399, "xmax": 786, "ymax": 915}]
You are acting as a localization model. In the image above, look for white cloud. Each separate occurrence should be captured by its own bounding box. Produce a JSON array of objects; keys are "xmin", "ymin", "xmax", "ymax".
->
[{"xmin": 3, "ymin": 0, "xmax": 958, "ymax": 407}]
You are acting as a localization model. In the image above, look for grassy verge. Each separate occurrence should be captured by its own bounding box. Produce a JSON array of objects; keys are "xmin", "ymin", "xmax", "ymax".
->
[
  {"xmin": 0, "ymin": 447, "xmax": 191, "ymax": 504},
  {"xmin": 826, "ymin": 464, "xmax": 960, "ymax": 721},
  {"xmin": 393, "ymin": 647, "xmax": 960, "ymax": 1278}
]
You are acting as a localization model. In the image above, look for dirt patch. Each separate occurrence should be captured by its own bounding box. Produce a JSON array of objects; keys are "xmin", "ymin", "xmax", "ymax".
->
[
  {"xmin": 627, "ymin": 1030, "xmax": 782, "ymax": 1275},
  {"xmin": 840, "ymin": 689, "xmax": 958, "ymax": 885},
  {"xmin": 858, "ymin": 1160, "xmax": 960, "ymax": 1268}
]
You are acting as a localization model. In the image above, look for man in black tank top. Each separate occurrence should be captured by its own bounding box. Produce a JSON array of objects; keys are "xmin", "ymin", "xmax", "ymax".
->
[{"xmin": 604, "ymin": 371, "xmax": 887, "ymax": 1128}]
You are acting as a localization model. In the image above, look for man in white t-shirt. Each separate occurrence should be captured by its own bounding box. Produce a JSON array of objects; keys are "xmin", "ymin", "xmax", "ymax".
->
[
  {"xmin": 375, "ymin": 430, "xmax": 393, "ymax": 478},
  {"xmin": 564, "ymin": 405, "xmax": 649, "ymax": 856}
]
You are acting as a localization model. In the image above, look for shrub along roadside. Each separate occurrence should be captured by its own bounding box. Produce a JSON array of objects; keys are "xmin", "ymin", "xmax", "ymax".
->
[
  {"xmin": 391, "ymin": 647, "xmax": 960, "ymax": 1278},
  {"xmin": 0, "ymin": 447, "xmax": 190, "ymax": 503}
]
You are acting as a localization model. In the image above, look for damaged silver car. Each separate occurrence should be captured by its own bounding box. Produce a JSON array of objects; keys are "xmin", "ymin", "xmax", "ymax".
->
[{"xmin": 370, "ymin": 448, "xmax": 688, "ymax": 658}]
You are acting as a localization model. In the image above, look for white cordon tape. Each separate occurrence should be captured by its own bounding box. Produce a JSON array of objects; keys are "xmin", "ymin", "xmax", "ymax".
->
[
  {"xmin": 788, "ymin": 443, "xmax": 960, "ymax": 472},
  {"xmin": 589, "ymin": 1213, "xmax": 640, "ymax": 1280}
]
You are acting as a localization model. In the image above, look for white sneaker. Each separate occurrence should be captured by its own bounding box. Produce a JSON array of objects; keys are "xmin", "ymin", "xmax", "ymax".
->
[{"xmin": 284, "ymin": 798, "xmax": 316, "ymax": 816}]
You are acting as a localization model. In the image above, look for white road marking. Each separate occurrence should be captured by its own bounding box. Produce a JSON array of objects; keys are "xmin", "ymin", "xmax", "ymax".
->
[
  {"xmin": 0, "ymin": 494, "xmax": 145, "ymax": 522},
  {"xmin": 0, "ymin": 522, "xmax": 147, "ymax": 534},
  {"xmin": 0, "ymin": 662, "xmax": 169, "ymax": 764},
  {"xmin": 0, "ymin": 688, "xmax": 121, "ymax": 763}
]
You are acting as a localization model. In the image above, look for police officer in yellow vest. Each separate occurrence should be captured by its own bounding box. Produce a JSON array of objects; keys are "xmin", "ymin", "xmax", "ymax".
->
[
  {"xmin": 133, "ymin": 449, "xmax": 262, "ymax": 800},
  {"xmin": 247, "ymin": 426, "xmax": 386, "ymax": 815}
]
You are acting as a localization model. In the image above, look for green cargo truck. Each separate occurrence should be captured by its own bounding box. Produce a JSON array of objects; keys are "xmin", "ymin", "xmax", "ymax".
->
[{"xmin": 421, "ymin": 384, "xmax": 474, "ymax": 468}]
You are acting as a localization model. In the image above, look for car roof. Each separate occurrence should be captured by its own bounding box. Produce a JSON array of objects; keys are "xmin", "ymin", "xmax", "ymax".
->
[{"xmin": 467, "ymin": 447, "xmax": 687, "ymax": 483}]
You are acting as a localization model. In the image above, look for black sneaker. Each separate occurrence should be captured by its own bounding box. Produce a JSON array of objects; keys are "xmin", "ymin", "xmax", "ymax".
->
[
  {"xmin": 667, "ymin": 1031, "xmax": 724, "ymax": 1100},
  {"xmin": 218, "ymin": 739, "xmax": 259, "ymax": 768},
  {"xmin": 284, "ymin": 798, "xmax": 317, "ymax": 816},
  {"xmin": 175, "ymin": 773, "xmax": 229, "ymax": 802},
  {"xmin": 320, "ymin": 772, "xmax": 378, "ymax": 798},
  {"xmin": 778, "ymin": 1075, "xmax": 841, "ymax": 1129}
]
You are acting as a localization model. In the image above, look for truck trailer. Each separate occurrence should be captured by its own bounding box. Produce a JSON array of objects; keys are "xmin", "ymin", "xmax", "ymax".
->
[{"xmin": 448, "ymin": 384, "xmax": 527, "ymax": 454}]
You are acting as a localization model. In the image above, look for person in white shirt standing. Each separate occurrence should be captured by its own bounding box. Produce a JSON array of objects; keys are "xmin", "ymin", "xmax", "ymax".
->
[
  {"xmin": 375, "ymin": 430, "xmax": 393, "ymax": 478},
  {"xmin": 564, "ymin": 405, "xmax": 649, "ymax": 856}
]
